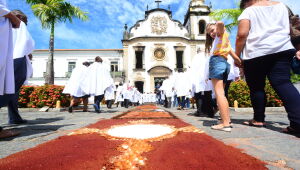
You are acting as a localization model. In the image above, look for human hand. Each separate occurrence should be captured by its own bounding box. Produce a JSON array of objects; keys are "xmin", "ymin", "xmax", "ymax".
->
[
  {"xmin": 234, "ymin": 58, "xmax": 243, "ymax": 68},
  {"xmin": 296, "ymin": 51, "xmax": 300, "ymax": 60},
  {"xmin": 6, "ymin": 13, "xmax": 21, "ymax": 28}
]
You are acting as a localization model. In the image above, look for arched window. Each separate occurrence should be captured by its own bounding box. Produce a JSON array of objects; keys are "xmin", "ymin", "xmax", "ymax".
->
[{"xmin": 199, "ymin": 20, "xmax": 206, "ymax": 35}]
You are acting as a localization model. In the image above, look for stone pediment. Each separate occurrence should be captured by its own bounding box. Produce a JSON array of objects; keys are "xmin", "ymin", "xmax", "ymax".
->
[
  {"xmin": 148, "ymin": 66, "xmax": 172, "ymax": 75},
  {"xmin": 129, "ymin": 9, "xmax": 189, "ymax": 39}
]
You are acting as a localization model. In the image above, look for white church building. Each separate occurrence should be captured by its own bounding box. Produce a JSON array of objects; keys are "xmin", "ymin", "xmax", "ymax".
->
[{"xmin": 30, "ymin": 0, "xmax": 211, "ymax": 93}]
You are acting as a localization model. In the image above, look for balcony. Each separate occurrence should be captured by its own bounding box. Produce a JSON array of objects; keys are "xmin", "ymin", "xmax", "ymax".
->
[{"xmin": 110, "ymin": 71, "xmax": 124, "ymax": 78}]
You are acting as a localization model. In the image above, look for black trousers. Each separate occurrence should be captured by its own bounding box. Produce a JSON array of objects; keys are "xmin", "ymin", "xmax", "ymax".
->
[
  {"xmin": 106, "ymin": 100, "xmax": 112, "ymax": 108},
  {"xmin": 244, "ymin": 49, "xmax": 300, "ymax": 130},
  {"xmin": 94, "ymin": 95, "xmax": 104, "ymax": 110},
  {"xmin": 194, "ymin": 92, "xmax": 203, "ymax": 114},
  {"xmin": 8, "ymin": 57, "xmax": 27, "ymax": 123}
]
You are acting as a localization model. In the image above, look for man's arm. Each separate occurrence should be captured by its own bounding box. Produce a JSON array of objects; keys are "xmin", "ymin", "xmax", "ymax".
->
[{"xmin": 4, "ymin": 12, "xmax": 20, "ymax": 28}]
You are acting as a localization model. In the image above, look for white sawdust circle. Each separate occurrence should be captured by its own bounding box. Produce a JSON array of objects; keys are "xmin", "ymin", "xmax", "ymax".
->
[{"xmin": 106, "ymin": 124, "xmax": 175, "ymax": 140}]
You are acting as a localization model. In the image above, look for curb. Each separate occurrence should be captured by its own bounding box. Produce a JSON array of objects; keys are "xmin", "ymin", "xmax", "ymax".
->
[{"xmin": 230, "ymin": 107, "xmax": 286, "ymax": 113}]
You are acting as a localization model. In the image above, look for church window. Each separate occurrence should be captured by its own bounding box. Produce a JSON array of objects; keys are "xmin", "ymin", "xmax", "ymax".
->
[
  {"xmin": 135, "ymin": 51, "xmax": 143, "ymax": 69},
  {"xmin": 110, "ymin": 61, "xmax": 118, "ymax": 72},
  {"xmin": 176, "ymin": 51, "xmax": 184, "ymax": 69},
  {"xmin": 199, "ymin": 20, "xmax": 206, "ymax": 35},
  {"xmin": 68, "ymin": 62, "xmax": 76, "ymax": 72}
]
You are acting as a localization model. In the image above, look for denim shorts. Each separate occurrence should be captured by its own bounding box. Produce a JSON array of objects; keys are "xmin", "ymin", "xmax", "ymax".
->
[{"xmin": 209, "ymin": 55, "xmax": 230, "ymax": 81}]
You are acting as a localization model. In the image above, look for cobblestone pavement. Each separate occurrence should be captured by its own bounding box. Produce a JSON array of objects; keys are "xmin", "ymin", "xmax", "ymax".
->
[{"xmin": 0, "ymin": 105, "xmax": 299, "ymax": 169}]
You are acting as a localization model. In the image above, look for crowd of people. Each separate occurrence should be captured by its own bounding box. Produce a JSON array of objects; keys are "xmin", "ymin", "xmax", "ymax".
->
[{"xmin": 1, "ymin": 0, "xmax": 300, "ymax": 139}]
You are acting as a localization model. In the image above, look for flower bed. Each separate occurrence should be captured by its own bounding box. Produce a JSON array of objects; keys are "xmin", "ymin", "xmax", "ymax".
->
[
  {"xmin": 18, "ymin": 85, "xmax": 70, "ymax": 108},
  {"xmin": 228, "ymin": 80, "xmax": 283, "ymax": 107}
]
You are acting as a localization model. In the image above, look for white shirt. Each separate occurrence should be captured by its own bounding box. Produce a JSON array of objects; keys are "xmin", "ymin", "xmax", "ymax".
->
[{"xmin": 238, "ymin": 2, "xmax": 294, "ymax": 60}]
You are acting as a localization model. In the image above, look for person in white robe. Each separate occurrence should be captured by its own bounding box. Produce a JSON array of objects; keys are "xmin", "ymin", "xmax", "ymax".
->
[
  {"xmin": 6, "ymin": 10, "xmax": 35, "ymax": 124},
  {"xmin": 173, "ymin": 70, "xmax": 193, "ymax": 110},
  {"xmin": 63, "ymin": 62, "xmax": 90, "ymax": 113},
  {"xmin": 122, "ymin": 81, "xmax": 133, "ymax": 108},
  {"xmin": 114, "ymin": 83, "xmax": 124, "ymax": 107},
  {"xmin": 105, "ymin": 84, "xmax": 116, "ymax": 109},
  {"xmin": 131, "ymin": 87, "xmax": 141, "ymax": 106},
  {"xmin": 190, "ymin": 51, "xmax": 215, "ymax": 117},
  {"xmin": 0, "ymin": 0, "xmax": 20, "ymax": 98},
  {"xmin": 160, "ymin": 77, "xmax": 174, "ymax": 108},
  {"xmin": 0, "ymin": 2, "xmax": 22, "ymax": 139},
  {"xmin": 80, "ymin": 56, "xmax": 113, "ymax": 113}
]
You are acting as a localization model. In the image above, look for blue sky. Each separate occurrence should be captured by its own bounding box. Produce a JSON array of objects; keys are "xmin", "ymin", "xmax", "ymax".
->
[{"xmin": 8, "ymin": 0, "xmax": 300, "ymax": 50}]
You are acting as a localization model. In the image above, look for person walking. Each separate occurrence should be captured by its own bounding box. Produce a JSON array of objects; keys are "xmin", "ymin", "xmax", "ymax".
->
[
  {"xmin": 63, "ymin": 62, "xmax": 90, "ymax": 113},
  {"xmin": 0, "ymin": 0, "xmax": 21, "ymax": 138},
  {"xmin": 236, "ymin": 0, "xmax": 300, "ymax": 135}
]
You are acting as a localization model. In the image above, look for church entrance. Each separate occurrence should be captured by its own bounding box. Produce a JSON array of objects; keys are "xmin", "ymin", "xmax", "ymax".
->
[
  {"xmin": 154, "ymin": 77, "xmax": 166, "ymax": 91},
  {"xmin": 148, "ymin": 66, "xmax": 172, "ymax": 93},
  {"xmin": 134, "ymin": 81, "xmax": 144, "ymax": 93}
]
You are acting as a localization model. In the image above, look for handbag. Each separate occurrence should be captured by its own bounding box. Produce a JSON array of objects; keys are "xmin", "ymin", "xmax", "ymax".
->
[{"xmin": 291, "ymin": 57, "xmax": 300, "ymax": 74}]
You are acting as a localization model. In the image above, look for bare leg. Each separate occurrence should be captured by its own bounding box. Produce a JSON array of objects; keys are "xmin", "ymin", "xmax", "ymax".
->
[
  {"xmin": 212, "ymin": 79, "xmax": 231, "ymax": 127},
  {"xmin": 82, "ymin": 97, "xmax": 88, "ymax": 112}
]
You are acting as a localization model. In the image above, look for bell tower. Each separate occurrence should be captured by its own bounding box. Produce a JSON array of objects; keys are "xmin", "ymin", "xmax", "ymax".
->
[{"xmin": 183, "ymin": 0, "xmax": 211, "ymax": 40}]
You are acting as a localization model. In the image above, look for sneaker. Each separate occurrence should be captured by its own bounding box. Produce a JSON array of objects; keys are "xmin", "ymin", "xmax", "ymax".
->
[
  {"xmin": 211, "ymin": 124, "xmax": 232, "ymax": 132},
  {"xmin": 217, "ymin": 118, "xmax": 233, "ymax": 127}
]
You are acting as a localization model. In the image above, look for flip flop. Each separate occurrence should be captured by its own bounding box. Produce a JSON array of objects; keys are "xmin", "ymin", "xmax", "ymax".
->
[
  {"xmin": 0, "ymin": 129, "xmax": 20, "ymax": 139},
  {"xmin": 243, "ymin": 120, "xmax": 266, "ymax": 128}
]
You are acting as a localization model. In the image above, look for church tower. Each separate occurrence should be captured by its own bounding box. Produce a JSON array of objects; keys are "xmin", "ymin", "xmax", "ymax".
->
[{"xmin": 183, "ymin": 0, "xmax": 211, "ymax": 40}]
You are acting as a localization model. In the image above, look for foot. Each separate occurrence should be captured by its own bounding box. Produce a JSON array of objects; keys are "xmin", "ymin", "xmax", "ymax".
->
[
  {"xmin": 93, "ymin": 104, "xmax": 100, "ymax": 113},
  {"xmin": 211, "ymin": 124, "xmax": 232, "ymax": 132},
  {"xmin": 83, "ymin": 109, "xmax": 88, "ymax": 112},
  {"xmin": 243, "ymin": 119, "xmax": 266, "ymax": 127},
  {"xmin": 9, "ymin": 119, "xmax": 27, "ymax": 125},
  {"xmin": 0, "ymin": 129, "xmax": 20, "ymax": 139},
  {"xmin": 68, "ymin": 106, "xmax": 73, "ymax": 113}
]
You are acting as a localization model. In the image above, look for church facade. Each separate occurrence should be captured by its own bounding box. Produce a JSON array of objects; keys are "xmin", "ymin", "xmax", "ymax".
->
[{"xmin": 122, "ymin": 0, "xmax": 211, "ymax": 93}]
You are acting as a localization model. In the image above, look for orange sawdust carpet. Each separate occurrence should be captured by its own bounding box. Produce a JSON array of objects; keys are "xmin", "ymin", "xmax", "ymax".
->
[{"xmin": 0, "ymin": 105, "xmax": 266, "ymax": 170}]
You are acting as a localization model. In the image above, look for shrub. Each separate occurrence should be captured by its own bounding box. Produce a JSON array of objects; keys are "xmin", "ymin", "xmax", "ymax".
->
[
  {"xmin": 18, "ymin": 86, "xmax": 35, "ymax": 108},
  {"xmin": 228, "ymin": 80, "xmax": 283, "ymax": 107},
  {"xmin": 21, "ymin": 85, "xmax": 71, "ymax": 108}
]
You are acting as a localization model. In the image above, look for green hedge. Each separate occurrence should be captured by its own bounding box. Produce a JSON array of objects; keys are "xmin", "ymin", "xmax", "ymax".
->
[
  {"xmin": 228, "ymin": 80, "xmax": 283, "ymax": 108},
  {"xmin": 18, "ymin": 85, "xmax": 70, "ymax": 108}
]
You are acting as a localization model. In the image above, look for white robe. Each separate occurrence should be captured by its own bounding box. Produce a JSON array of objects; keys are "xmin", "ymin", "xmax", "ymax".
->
[
  {"xmin": 63, "ymin": 64, "xmax": 89, "ymax": 97},
  {"xmin": 0, "ymin": 0, "xmax": 14, "ymax": 95},
  {"xmin": 131, "ymin": 88, "xmax": 141, "ymax": 103},
  {"xmin": 173, "ymin": 72, "xmax": 192, "ymax": 97},
  {"xmin": 80, "ymin": 62, "xmax": 113, "ymax": 96},
  {"xmin": 160, "ymin": 78, "xmax": 174, "ymax": 98},
  {"xmin": 190, "ymin": 53, "xmax": 213, "ymax": 93},
  {"xmin": 114, "ymin": 85, "xmax": 124, "ymax": 103},
  {"xmin": 12, "ymin": 21, "xmax": 35, "ymax": 80},
  {"xmin": 227, "ymin": 57, "xmax": 240, "ymax": 81},
  {"xmin": 105, "ymin": 84, "xmax": 116, "ymax": 100}
]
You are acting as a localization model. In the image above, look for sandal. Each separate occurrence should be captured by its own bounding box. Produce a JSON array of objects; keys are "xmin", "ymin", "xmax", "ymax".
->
[
  {"xmin": 243, "ymin": 119, "xmax": 266, "ymax": 128},
  {"xmin": 282, "ymin": 126, "xmax": 300, "ymax": 135},
  {"xmin": 0, "ymin": 129, "xmax": 20, "ymax": 139}
]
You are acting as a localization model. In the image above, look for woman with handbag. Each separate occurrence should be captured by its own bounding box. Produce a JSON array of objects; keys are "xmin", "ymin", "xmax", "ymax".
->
[{"xmin": 236, "ymin": 0, "xmax": 300, "ymax": 136}]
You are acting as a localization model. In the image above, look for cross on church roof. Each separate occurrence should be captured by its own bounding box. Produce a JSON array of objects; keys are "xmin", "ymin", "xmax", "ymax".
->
[{"xmin": 155, "ymin": 0, "xmax": 162, "ymax": 8}]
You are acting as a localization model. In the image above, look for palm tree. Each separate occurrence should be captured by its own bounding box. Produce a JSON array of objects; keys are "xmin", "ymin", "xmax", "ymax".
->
[
  {"xmin": 209, "ymin": 2, "xmax": 242, "ymax": 32},
  {"xmin": 26, "ymin": 0, "xmax": 88, "ymax": 84}
]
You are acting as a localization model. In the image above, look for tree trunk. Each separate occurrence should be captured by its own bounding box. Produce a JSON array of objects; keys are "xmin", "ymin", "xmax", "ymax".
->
[{"xmin": 45, "ymin": 22, "xmax": 55, "ymax": 85}]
